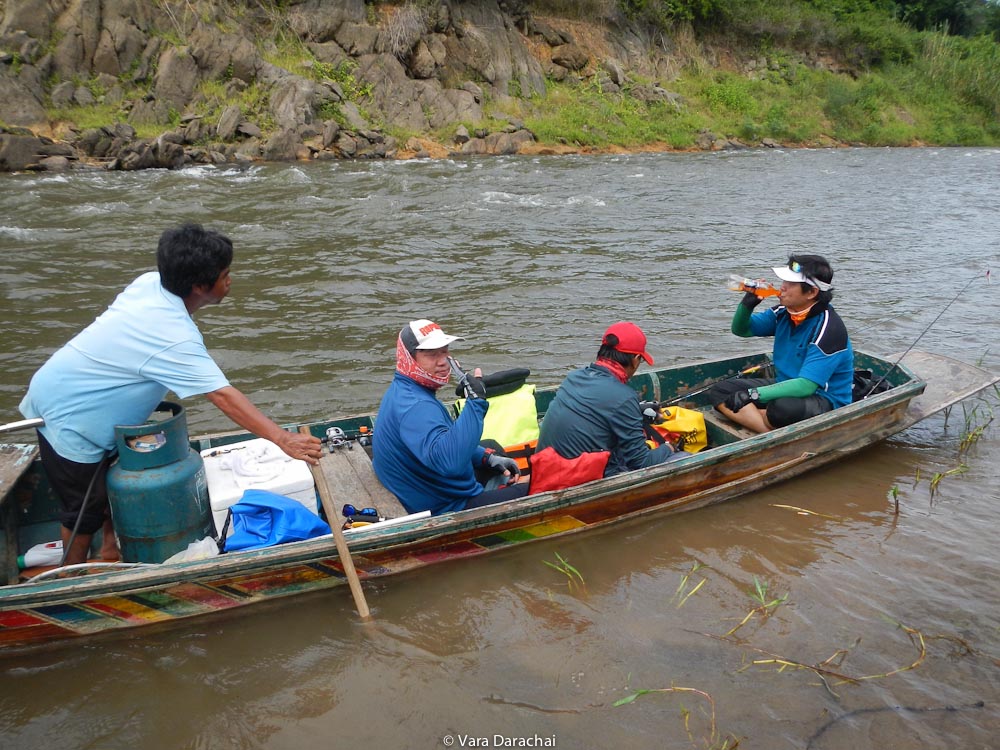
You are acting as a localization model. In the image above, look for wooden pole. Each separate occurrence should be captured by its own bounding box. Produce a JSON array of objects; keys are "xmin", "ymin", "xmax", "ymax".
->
[
  {"xmin": 0, "ymin": 417, "xmax": 44, "ymax": 434},
  {"xmin": 299, "ymin": 426, "xmax": 371, "ymax": 620}
]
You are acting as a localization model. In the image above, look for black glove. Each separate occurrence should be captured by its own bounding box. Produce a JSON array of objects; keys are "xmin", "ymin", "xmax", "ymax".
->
[
  {"xmin": 741, "ymin": 291, "xmax": 763, "ymax": 310},
  {"xmin": 724, "ymin": 388, "xmax": 760, "ymax": 413},
  {"xmin": 459, "ymin": 372, "xmax": 487, "ymax": 400},
  {"xmin": 639, "ymin": 400, "xmax": 662, "ymax": 423},
  {"xmin": 483, "ymin": 449, "xmax": 521, "ymax": 479}
]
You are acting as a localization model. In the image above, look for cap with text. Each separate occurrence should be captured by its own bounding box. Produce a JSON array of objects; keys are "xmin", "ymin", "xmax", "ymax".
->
[{"xmin": 401, "ymin": 319, "xmax": 465, "ymax": 354}]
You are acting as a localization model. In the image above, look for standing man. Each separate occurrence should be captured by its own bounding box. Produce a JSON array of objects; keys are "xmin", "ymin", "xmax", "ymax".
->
[
  {"xmin": 19, "ymin": 223, "xmax": 322, "ymax": 564},
  {"xmin": 535, "ymin": 322, "xmax": 681, "ymax": 480},
  {"xmin": 710, "ymin": 254, "xmax": 854, "ymax": 433},
  {"xmin": 372, "ymin": 319, "xmax": 527, "ymax": 516}
]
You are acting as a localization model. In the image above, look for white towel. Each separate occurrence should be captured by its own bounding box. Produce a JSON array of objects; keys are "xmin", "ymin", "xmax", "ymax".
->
[{"xmin": 218, "ymin": 442, "xmax": 291, "ymax": 489}]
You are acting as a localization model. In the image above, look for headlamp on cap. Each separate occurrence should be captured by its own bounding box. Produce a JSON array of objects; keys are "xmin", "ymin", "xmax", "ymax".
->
[{"xmin": 772, "ymin": 259, "xmax": 833, "ymax": 292}]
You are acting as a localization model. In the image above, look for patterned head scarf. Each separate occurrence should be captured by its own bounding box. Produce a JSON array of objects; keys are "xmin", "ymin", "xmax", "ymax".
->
[{"xmin": 396, "ymin": 332, "xmax": 450, "ymax": 390}]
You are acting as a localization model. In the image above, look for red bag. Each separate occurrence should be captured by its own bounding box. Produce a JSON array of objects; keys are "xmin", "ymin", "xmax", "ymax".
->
[{"xmin": 528, "ymin": 446, "xmax": 610, "ymax": 495}]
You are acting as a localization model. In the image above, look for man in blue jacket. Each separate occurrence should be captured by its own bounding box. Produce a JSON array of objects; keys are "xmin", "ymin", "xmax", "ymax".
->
[
  {"xmin": 372, "ymin": 319, "xmax": 527, "ymax": 515},
  {"xmin": 535, "ymin": 322, "xmax": 680, "ymax": 478},
  {"xmin": 711, "ymin": 254, "xmax": 854, "ymax": 432}
]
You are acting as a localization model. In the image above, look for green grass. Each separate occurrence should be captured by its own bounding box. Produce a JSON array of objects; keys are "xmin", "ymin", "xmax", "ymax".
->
[
  {"xmin": 519, "ymin": 0, "xmax": 1000, "ymax": 150},
  {"xmin": 195, "ymin": 78, "xmax": 277, "ymax": 134},
  {"xmin": 49, "ymin": 103, "xmax": 144, "ymax": 138},
  {"xmin": 517, "ymin": 19, "xmax": 1000, "ymax": 152},
  {"xmin": 524, "ymin": 81, "xmax": 708, "ymax": 148}
]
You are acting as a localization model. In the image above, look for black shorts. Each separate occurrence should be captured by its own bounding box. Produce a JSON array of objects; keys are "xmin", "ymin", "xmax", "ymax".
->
[
  {"xmin": 709, "ymin": 377, "xmax": 833, "ymax": 429},
  {"xmin": 37, "ymin": 432, "xmax": 111, "ymax": 535}
]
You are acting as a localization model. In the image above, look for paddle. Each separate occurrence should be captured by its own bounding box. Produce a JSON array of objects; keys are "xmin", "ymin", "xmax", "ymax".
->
[
  {"xmin": 659, "ymin": 362, "xmax": 769, "ymax": 407},
  {"xmin": 299, "ymin": 425, "xmax": 372, "ymax": 620}
]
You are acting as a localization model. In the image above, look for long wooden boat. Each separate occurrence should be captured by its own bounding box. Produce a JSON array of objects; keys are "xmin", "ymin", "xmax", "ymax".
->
[{"xmin": 0, "ymin": 349, "xmax": 995, "ymax": 652}]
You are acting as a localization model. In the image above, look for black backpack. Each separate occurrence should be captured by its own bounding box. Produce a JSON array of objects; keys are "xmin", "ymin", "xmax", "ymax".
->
[{"xmin": 852, "ymin": 369, "xmax": 892, "ymax": 402}]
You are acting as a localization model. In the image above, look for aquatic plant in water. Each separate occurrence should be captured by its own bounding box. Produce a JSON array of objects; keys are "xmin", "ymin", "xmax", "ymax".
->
[
  {"xmin": 724, "ymin": 576, "xmax": 788, "ymax": 637},
  {"xmin": 543, "ymin": 551, "xmax": 586, "ymax": 594}
]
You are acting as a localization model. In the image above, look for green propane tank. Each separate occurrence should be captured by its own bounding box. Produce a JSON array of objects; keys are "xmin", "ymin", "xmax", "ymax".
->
[{"xmin": 106, "ymin": 402, "xmax": 213, "ymax": 564}]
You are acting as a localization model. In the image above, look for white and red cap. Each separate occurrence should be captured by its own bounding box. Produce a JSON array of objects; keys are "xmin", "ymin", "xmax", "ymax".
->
[{"xmin": 400, "ymin": 319, "xmax": 464, "ymax": 353}]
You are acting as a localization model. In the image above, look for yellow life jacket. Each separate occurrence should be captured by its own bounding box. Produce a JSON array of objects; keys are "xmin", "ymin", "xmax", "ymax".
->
[{"xmin": 456, "ymin": 383, "xmax": 540, "ymax": 448}]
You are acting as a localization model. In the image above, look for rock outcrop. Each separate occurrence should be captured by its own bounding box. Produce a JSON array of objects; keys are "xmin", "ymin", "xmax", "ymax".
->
[{"xmin": 0, "ymin": 0, "xmax": 701, "ymax": 171}]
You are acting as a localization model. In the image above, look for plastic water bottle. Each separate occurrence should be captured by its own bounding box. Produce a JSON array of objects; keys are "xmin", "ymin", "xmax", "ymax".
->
[
  {"xmin": 17, "ymin": 540, "xmax": 64, "ymax": 569},
  {"xmin": 727, "ymin": 274, "xmax": 780, "ymax": 298}
]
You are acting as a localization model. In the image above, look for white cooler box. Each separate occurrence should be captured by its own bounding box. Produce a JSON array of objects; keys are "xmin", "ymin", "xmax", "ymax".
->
[{"xmin": 200, "ymin": 438, "xmax": 317, "ymax": 536}]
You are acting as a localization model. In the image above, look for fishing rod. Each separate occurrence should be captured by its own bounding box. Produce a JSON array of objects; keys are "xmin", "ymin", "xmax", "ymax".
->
[
  {"xmin": 863, "ymin": 269, "xmax": 990, "ymax": 397},
  {"xmin": 447, "ymin": 356, "xmax": 481, "ymax": 400},
  {"xmin": 658, "ymin": 362, "xmax": 770, "ymax": 407}
]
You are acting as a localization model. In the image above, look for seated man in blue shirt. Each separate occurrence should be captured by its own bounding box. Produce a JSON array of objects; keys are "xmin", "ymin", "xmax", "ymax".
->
[
  {"xmin": 710, "ymin": 254, "xmax": 854, "ymax": 432},
  {"xmin": 535, "ymin": 322, "xmax": 681, "ymax": 479},
  {"xmin": 372, "ymin": 319, "xmax": 527, "ymax": 516}
]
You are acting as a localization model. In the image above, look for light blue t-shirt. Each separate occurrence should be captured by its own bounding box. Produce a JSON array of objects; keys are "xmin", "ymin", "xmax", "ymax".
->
[{"xmin": 20, "ymin": 272, "xmax": 230, "ymax": 462}]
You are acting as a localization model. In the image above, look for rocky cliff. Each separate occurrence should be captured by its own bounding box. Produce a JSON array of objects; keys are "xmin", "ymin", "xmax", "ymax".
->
[{"xmin": 0, "ymin": 1, "xmax": 801, "ymax": 171}]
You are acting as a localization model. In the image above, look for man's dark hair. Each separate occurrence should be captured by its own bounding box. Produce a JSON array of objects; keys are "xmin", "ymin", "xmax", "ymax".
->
[
  {"xmin": 598, "ymin": 337, "xmax": 639, "ymax": 367},
  {"xmin": 157, "ymin": 223, "xmax": 234, "ymax": 298},
  {"xmin": 789, "ymin": 253, "xmax": 834, "ymax": 304}
]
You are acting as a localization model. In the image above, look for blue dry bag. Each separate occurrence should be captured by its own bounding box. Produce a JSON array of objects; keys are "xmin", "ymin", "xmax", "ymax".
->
[{"xmin": 224, "ymin": 489, "xmax": 330, "ymax": 552}]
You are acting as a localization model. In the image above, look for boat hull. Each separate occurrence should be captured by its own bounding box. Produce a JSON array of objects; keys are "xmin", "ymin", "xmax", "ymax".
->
[{"xmin": 0, "ymin": 350, "xmax": 994, "ymax": 651}]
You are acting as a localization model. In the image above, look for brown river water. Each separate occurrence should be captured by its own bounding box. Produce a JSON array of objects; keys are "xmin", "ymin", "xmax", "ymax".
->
[{"xmin": 1, "ymin": 148, "xmax": 998, "ymax": 748}]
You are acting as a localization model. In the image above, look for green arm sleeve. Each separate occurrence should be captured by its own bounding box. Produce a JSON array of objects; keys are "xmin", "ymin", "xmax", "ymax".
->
[
  {"xmin": 757, "ymin": 377, "xmax": 818, "ymax": 402},
  {"xmin": 731, "ymin": 304, "xmax": 754, "ymax": 337}
]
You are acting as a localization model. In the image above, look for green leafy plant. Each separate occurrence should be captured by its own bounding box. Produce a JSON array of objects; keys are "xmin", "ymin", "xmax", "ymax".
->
[
  {"xmin": 888, "ymin": 483, "xmax": 900, "ymax": 514},
  {"xmin": 673, "ymin": 561, "xmax": 709, "ymax": 608},
  {"xmin": 543, "ymin": 551, "xmax": 586, "ymax": 593},
  {"xmin": 958, "ymin": 400, "xmax": 996, "ymax": 454},
  {"xmin": 928, "ymin": 463, "xmax": 968, "ymax": 497},
  {"xmin": 704, "ymin": 76, "xmax": 757, "ymax": 115},
  {"xmin": 724, "ymin": 576, "xmax": 787, "ymax": 637}
]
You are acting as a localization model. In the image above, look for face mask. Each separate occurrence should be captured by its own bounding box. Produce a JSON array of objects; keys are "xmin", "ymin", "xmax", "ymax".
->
[{"xmin": 396, "ymin": 334, "xmax": 449, "ymax": 390}]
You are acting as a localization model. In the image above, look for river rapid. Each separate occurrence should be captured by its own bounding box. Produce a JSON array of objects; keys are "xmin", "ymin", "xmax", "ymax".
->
[{"xmin": 1, "ymin": 147, "xmax": 998, "ymax": 749}]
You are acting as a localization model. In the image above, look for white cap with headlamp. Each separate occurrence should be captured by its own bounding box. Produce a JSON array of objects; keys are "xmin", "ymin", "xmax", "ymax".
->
[{"xmin": 773, "ymin": 261, "xmax": 833, "ymax": 292}]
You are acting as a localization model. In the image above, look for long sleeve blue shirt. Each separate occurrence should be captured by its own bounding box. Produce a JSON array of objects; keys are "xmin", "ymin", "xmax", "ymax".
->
[{"xmin": 372, "ymin": 373, "xmax": 489, "ymax": 515}]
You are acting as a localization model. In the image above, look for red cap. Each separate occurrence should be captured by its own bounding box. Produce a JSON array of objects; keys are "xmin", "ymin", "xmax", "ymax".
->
[{"xmin": 602, "ymin": 321, "xmax": 653, "ymax": 365}]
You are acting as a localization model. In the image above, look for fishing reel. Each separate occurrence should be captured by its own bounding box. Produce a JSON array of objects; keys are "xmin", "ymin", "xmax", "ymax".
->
[{"xmin": 323, "ymin": 426, "xmax": 372, "ymax": 452}]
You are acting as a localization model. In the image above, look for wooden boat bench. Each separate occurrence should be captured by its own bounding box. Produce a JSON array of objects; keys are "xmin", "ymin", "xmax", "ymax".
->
[
  {"xmin": 700, "ymin": 408, "xmax": 758, "ymax": 444},
  {"xmin": 317, "ymin": 444, "xmax": 409, "ymax": 521}
]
